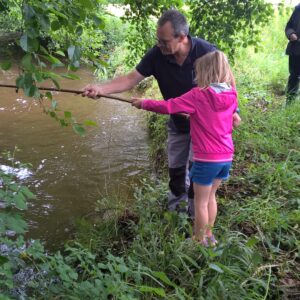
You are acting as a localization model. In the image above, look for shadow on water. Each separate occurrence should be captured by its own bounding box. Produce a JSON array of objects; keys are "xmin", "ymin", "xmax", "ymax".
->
[{"xmin": 0, "ymin": 64, "xmax": 150, "ymax": 249}]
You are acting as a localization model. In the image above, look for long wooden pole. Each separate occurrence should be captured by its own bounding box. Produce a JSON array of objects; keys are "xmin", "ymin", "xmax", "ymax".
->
[{"xmin": 0, "ymin": 84, "xmax": 132, "ymax": 103}]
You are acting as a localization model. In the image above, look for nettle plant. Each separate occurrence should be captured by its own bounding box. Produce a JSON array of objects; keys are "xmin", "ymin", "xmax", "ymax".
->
[
  {"xmin": 0, "ymin": 0, "xmax": 106, "ymax": 135},
  {"xmin": 0, "ymin": 150, "xmax": 36, "ymax": 293},
  {"xmin": 0, "ymin": 152, "xmax": 35, "ymax": 237}
]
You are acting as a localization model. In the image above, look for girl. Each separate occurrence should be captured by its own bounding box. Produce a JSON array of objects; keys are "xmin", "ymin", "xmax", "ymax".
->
[{"xmin": 131, "ymin": 51, "xmax": 240, "ymax": 246}]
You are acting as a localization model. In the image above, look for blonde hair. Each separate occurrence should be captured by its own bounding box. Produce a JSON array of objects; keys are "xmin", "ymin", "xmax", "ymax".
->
[{"xmin": 194, "ymin": 51, "xmax": 235, "ymax": 89}]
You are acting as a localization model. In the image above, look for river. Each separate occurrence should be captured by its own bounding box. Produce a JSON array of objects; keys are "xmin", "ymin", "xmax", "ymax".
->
[{"xmin": 0, "ymin": 65, "xmax": 150, "ymax": 248}]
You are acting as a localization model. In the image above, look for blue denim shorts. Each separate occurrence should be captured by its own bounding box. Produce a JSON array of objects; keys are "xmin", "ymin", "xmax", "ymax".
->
[{"xmin": 189, "ymin": 161, "xmax": 232, "ymax": 186}]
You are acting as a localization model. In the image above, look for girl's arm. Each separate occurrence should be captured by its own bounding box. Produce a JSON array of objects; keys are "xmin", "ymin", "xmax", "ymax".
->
[{"xmin": 131, "ymin": 89, "xmax": 197, "ymax": 115}]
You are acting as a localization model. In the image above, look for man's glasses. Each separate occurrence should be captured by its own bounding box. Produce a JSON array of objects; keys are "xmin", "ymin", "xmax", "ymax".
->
[{"xmin": 156, "ymin": 36, "xmax": 178, "ymax": 46}]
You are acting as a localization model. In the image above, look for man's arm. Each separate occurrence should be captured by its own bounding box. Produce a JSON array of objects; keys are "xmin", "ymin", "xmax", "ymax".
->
[
  {"xmin": 285, "ymin": 6, "xmax": 299, "ymax": 40},
  {"xmin": 82, "ymin": 70, "xmax": 145, "ymax": 98}
]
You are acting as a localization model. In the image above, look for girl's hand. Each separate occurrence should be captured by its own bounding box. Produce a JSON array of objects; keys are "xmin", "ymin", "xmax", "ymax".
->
[
  {"xmin": 233, "ymin": 112, "xmax": 241, "ymax": 128},
  {"xmin": 131, "ymin": 97, "xmax": 144, "ymax": 109}
]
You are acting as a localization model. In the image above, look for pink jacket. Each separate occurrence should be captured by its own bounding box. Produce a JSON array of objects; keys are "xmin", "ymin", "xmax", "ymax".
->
[{"xmin": 142, "ymin": 86, "xmax": 238, "ymax": 162}]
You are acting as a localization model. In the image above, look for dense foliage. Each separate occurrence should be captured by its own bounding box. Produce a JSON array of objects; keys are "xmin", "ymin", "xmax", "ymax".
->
[
  {"xmin": 188, "ymin": 0, "xmax": 273, "ymax": 59},
  {"xmin": 121, "ymin": 0, "xmax": 273, "ymax": 66},
  {"xmin": 121, "ymin": 0, "xmax": 184, "ymax": 67}
]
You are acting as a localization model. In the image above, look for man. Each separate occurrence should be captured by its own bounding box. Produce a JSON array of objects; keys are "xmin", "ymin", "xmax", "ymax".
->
[
  {"xmin": 285, "ymin": 3, "xmax": 300, "ymax": 104},
  {"xmin": 83, "ymin": 9, "xmax": 218, "ymax": 216}
]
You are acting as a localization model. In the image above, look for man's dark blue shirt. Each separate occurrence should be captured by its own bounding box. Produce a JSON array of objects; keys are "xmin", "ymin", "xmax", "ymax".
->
[{"xmin": 136, "ymin": 36, "xmax": 216, "ymax": 133}]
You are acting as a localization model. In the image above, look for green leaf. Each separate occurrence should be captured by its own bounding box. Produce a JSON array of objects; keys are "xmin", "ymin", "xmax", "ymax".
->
[
  {"xmin": 72, "ymin": 60, "xmax": 80, "ymax": 68},
  {"xmin": 68, "ymin": 46, "xmax": 80, "ymax": 60},
  {"xmin": 246, "ymin": 236, "xmax": 259, "ymax": 248},
  {"xmin": 20, "ymin": 34, "xmax": 28, "ymax": 52},
  {"xmin": 24, "ymin": 85, "xmax": 39, "ymax": 98},
  {"xmin": 76, "ymin": 25, "xmax": 83, "ymax": 36},
  {"xmin": 50, "ymin": 111, "xmax": 57, "ymax": 119},
  {"xmin": 48, "ymin": 8, "xmax": 68, "ymax": 20},
  {"xmin": 83, "ymin": 120, "xmax": 97, "ymax": 127},
  {"xmin": 55, "ymin": 51, "xmax": 65, "ymax": 57},
  {"xmin": 139, "ymin": 286, "xmax": 166, "ymax": 297},
  {"xmin": 52, "ymin": 100, "xmax": 58, "ymax": 110},
  {"xmin": 153, "ymin": 271, "xmax": 176, "ymax": 288},
  {"xmin": 209, "ymin": 263, "xmax": 224, "ymax": 273},
  {"xmin": 21, "ymin": 53, "xmax": 34, "ymax": 71},
  {"xmin": 93, "ymin": 15, "xmax": 104, "ymax": 29},
  {"xmin": 38, "ymin": 14, "xmax": 50, "ymax": 31},
  {"xmin": 39, "ymin": 45, "xmax": 49, "ymax": 55},
  {"xmin": 21, "ymin": 187, "xmax": 36, "ymax": 199},
  {"xmin": 91, "ymin": 56, "xmax": 109, "ymax": 68},
  {"xmin": 60, "ymin": 119, "xmax": 68, "ymax": 127},
  {"xmin": 1, "ymin": 61, "xmax": 12, "ymax": 71},
  {"xmin": 0, "ymin": 294, "xmax": 12, "ymax": 300},
  {"xmin": 73, "ymin": 124, "xmax": 86, "ymax": 136},
  {"xmin": 61, "ymin": 73, "xmax": 81, "ymax": 80},
  {"xmin": 40, "ymin": 55, "xmax": 64, "ymax": 67},
  {"xmin": 51, "ymin": 78, "xmax": 60, "ymax": 90},
  {"xmin": 0, "ymin": 212, "xmax": 27, "ymax": 234},
  {"xmin": 23, "ymin": 4, "xmax": 35, "ymax": 20},
  {"xmin": 16, "ymin": 75, "xmax": 25, "ymax": 88},
  {"xmin": 51, "ymin": 20, "xmax": 61, "ymax": 31},
  {"xmin": 180, "ymin": 253, "xmax": 199, "ymax": 268},
  {"xmin": 33, "ymin": 71, "xmax": 43, "ymax": 82},
  {"xmin": 0, "ymin": 255, "xmax": 9, "ymax": 265},
  {"xmin": 68, "ymin": 45, "xmax": 76, "ymax": 60},
  {"xmin": 79, "ymin": 0, "xmax": 94, "ymax": 9},
  {"xmin": 117, "ymin": 264, "xmax": 128, "ymax": 273},
  {"xmin": 14, "ymin": 194, "xmax": 27, "ymax": 210},
  {"xmin": 64, "ymin": 111, "xmax": 72, "ymax": 118},
  {"xmin": 45, "ymin": 92, "xmax": 52, "ymax": 100},
  {"xmin": 27, "ymin": 27, "xmax": 39, "ymax": 39},
  {"xmin": 139, "ymin": 285, "xmax": 166, "ymax": 298},
  {"xmin": 20, "ymin": 34, "xmax": 39, "ymax": 52}
]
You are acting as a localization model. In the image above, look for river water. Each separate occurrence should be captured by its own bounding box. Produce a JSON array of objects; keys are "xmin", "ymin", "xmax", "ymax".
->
[{"xmin": 0, "ymin": 65, "xmax": 150, "ymax": 248}]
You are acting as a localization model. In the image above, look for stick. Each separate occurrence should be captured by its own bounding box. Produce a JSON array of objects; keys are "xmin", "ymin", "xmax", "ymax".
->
[
  {"xmin": 1, "ymin": 84, "xmax": 189, "ymax": 117},
  {"xmin": 0, "ymin": 83, "xmax": 132, "ymax": 103}
]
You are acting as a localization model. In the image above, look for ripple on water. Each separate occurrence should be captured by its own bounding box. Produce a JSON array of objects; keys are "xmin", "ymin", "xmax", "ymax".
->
[{"xmin": 0, "ymin": 164, "xmax": 33, "ymax": 180}]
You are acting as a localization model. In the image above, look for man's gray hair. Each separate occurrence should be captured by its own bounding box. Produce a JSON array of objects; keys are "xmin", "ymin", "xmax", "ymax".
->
[{"xmin": 158, "ymin": 9, "xmax": 189, "ymax": 37}]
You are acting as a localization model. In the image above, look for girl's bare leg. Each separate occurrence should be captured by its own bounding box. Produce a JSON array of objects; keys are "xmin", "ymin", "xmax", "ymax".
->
[
  {"xmin": 206, "ymin": 179, "xmax": 222, "ymax": 237},
  {"xmin": 193, "ymin": 182, "xmax": 212, "ymax": 242}
]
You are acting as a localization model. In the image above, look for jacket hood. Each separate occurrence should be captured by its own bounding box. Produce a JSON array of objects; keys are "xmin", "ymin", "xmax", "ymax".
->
[{"xmin": 205, "ymin": 84, "xmax": 237, "ymax": 112}]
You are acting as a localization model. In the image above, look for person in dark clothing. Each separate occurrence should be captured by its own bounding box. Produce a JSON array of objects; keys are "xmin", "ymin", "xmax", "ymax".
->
[
  {"xmin": 83, "ymin": 9, "xmax": 240, "ymax": 216},
  {"xmin": 285, "ymin": 4, "xmax": 300, "ymax": 104}
]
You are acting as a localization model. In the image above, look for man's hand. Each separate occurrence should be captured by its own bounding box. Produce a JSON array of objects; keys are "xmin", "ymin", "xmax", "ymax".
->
[
  {"xmin": 233, "ymin": 112, "xmax": 241, "ymax": 128},
  {"xmin": 82, "ymin": 84, "xmax": 104, "ymax": 98},
  {"xmin": 131, "ymin": 97, "xmax": 144, "ymax": 109},
  {"xmin": 290, "ymin": 33, "xmax": 298, "ymax": 41}
]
